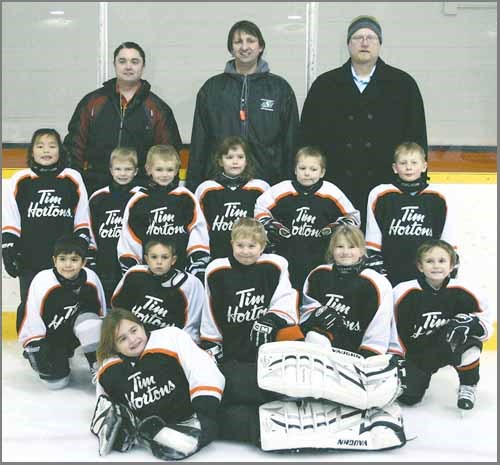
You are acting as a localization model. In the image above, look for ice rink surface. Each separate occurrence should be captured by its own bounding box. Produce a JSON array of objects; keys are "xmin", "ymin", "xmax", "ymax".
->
[{"xmin": 2, "ymin": 341, "xmax": 496, "ymax": 462}]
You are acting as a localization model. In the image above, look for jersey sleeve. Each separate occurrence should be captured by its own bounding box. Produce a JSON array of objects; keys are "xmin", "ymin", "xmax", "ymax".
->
[
  {"xmin": 1, "ymin": 171, "xmax": 25, "ymax": 238},
  {"xmin": 365, "ymin": 186, "xmax": 384, "ymax": 252},
  {"xmin": 180, "ymin": 274, "xmax": 206, "ymax": 343},
  {"xmin": 200, "ymin": 262, "xmax": 225, "ymax": 344},
  {"xmin": 357, "ymin": 271, "xmax": 394, "ymax": 355},
  {"xmin": 254, "ymin": 184, "xmax": 279, "ymax": 220},
  {"xmin": 110, "ymin": 267, "xmax": 140, "ymax": 309},
  {"xmin": 17, "ymin": 272, "xmax": 51, "ymax": 347},
  {"xmin": 169, "ymin": 327, "xmax": 225, "ymax": 402},
  {"xmin": 323, "ymin": 182, "xmax": 361, "ymax": 227},
  {"xmin": 266, "ymin": 255, "xmax": 299, "ymax": 325},
  {"xmin": 299, "ymin": 266, "xmax": 329, "ymax": 320},
  {"xmin": 184, "ymin": 190, "xmax": 210, "ymax": 258},
  {"xmin": 117, "ymin": 193, "xmax": 145, "ymax": 271},
  {"xmin": 86, "ymin": 268, "xmax": 107, "ymax": 315}
]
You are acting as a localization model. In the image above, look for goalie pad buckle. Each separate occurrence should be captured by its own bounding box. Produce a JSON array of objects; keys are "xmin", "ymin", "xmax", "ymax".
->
[
  {"xmin": 259, "ymin": 399, "xmax": 406, "ymax": 451},
  {"xmin": 257, "ymin": 341, "xmax": 400, "ymax": 410}
]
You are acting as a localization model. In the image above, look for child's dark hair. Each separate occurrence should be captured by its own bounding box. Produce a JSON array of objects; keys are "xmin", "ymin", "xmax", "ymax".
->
[
  {"xmin": 227, "ymin": 21, "xmax": 265, "ymax": 58},
  {"xmin": 27, "ymin": 128, "xmax": 67, "ymax": 168},
  {"xmin": 144, "ymin": 238, "xmax": 177, "ymax": 257},
  {"xmin": 295, "ymin": 146, "xmax": 326, "ymax": 170},
  {"xmin": 415, "ymin": 239, "xmax": 457, "ymax": 268},
  {"xmin": 113, "ymin": 41, "xmax": 146, "ymax": 65},
  {"xmin": 52, "ymin": 234, "xmax": 87, "ymax": 259},
  {"xmin": 97, "ymin": 308, "xmax": 144, "ymax": 364},
  {"xmin": 209, "ymin": 136, "xmax": 256, "ymax": 181}
]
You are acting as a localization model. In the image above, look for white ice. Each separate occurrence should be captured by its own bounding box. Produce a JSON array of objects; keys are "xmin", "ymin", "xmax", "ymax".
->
[{"xmin": 2, "ymin": 341, "xmax": 496, "ymax": 462}]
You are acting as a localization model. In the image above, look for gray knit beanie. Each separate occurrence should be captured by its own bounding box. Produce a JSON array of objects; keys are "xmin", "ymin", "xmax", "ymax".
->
[{"xmin": 347, "ymin": 15, "xmax": 382, "ymax": 44}]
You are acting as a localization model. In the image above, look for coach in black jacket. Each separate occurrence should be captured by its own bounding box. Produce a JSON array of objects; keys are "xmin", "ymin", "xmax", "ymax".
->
[
  {"xmin": 64, "ymin": 42, "xmax": 182, "ymax": 194},
  {"xmin": 185, "ymin": 20, "xmax": 299, "ymax": 192},
  {"xmin": 299, "ymin": 16, "xmax": 427, "ymax": 228}
]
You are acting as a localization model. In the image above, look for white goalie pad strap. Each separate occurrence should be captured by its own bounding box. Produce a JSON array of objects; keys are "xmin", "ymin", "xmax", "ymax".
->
[
  {"xmin": 259, "ymin": 399, "xmax": 406, "ymax": 452},
  {"xmin": 257, "ymin": 341, "xmax": 399, "ymax": 410}
]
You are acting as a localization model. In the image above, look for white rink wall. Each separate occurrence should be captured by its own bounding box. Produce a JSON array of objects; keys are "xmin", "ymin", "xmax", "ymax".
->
[{"xmin": 2, "ymin": 180, "xmax": 497, "ymax": 321}]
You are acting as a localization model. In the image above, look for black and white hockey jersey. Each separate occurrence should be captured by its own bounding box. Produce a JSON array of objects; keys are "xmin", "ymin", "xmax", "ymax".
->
[
  {"xmin": 18, "ymin": 267, "xmax": 106, "ymax": 351},
  {"xmin": 255, "ymin": 179, "xmax": 359, "ymax": 289},
  {"xmin": 97, "ymin": 326, "xmax": 224, "ymax": 423},
  {"xmin": 195, "ymin": 178, "xmax": 270, "ymax": 259},
  {"xmin": 117, "ymin": 183, "xmax": 210, "ymax": 272},
  {"xmin": 365, "ymin": 183, "xmax": 456, "ymax": 285},
  {"xmin": 301, "ymin": 264, "xmax": 399, "ymax": 356},
  {"xmin": 2, "ymin": 167, "xmax": 92, "ymax": 272},
  {"xmin": 89, "ymin": 183, "xmax": 143, "ymax": 296},
  {"xmin": 201, "ymin": 253, "xmax": 299, "ymax": 363},
  {"xmin": 393, "ymin": 276, "xmax": 493, "ymax": 362},
  {"xmin": 111, "ymin": 266, "xmax": 204, "ymax": 342}
]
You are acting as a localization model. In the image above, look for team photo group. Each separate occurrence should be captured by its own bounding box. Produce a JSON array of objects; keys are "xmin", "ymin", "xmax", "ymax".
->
[{"xmin": 2, "ymin": 15, "xmax": 493, "ymax": 461}]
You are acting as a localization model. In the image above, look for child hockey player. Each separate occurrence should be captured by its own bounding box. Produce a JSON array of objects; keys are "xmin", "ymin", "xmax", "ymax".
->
[
  {"xmin": 111, "ymin": 238, "xmax": 205, "ymax": 342},
  {"xmin": 117, "ymin": 144, "xmax": 210, "ymax": 281},
  {"xmin": 200, "ymin": 220, "xmax": 404, "ymax": 452},
  {"xmin": 195, "ymin": 136, "xmax": 270, "ymax": 259},
  {"xmin": 255, "ymin": 146, "xmax": 359, "ymax": 290},
  {"xmin": 18, "ymin": 235, "xmax": 106, "ymax": 389},
  {"xmin": 365, "ymin": 141, "xmax": 457, "ymax": 285},
  {"xmin": 394, "ymin": 239, "xmax": 493, "ymax": 410},
  {"xmin": 2, "ymin": 128, "xmax": 93, "ymax": 328},
  {"xmin": 89, "ymin": 147, "xmax": 143, "ymax": 304},
  {"xmin": 91, "ymin": 308, "xmax": 224, "ymax": 460},
  {"xmin": 299, "ymin": 224, "xmax": 400, "ymax": 357}
]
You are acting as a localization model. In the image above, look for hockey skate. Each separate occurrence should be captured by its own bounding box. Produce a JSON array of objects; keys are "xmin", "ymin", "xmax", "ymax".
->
[
  {"xmin": 457, "ymin": 384, "xmax": 476, "ymax": 411},
  {"xmin": 257, "ymin": 341, "xmax": 400, "ymax": 410},
  {"xmin": 259, "ymin": 399, "xmax": 406, "ymax": 451}
]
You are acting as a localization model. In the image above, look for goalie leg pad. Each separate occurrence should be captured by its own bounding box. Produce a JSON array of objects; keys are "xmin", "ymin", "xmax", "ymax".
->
[
  {"xmin": 137, "ymin": 414, "xmax": 201, "ymax": 461},
  {"xmin": 257, "ymin": 342, "xmax": 399, "ymax": 410},
  {"xmin": 90, "ymin": 395, "xmax": 137, "ymax": 456},
  {"xmin": 259, "ymin": 399, "xmax": 406, "ymax": 452}
]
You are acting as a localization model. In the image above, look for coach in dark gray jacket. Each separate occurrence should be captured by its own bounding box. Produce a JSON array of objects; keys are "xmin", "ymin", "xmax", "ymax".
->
[
  {"xmin": 299, "ymin": 15, "xmax": 427, "ymax": 227},
  {"xmin": 186, "ymin": 20, "xmax": 299, "ymax": 192}
]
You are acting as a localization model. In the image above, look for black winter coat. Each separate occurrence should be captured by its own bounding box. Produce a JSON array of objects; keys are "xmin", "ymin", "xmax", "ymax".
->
[
  {"xmin": 186, "ymin": 60, "xmax": 299, "ymax": 191},
  {"xmin": 64, "ymin": 78, "xmax": 182, "ymax": 193},
  {"xmin": 299, "ymin": 58, "xmax": 427, "ymax": 225}
]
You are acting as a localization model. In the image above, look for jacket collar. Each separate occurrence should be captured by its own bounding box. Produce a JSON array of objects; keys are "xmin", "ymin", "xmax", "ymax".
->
[
  {"xmin": 335, "ymin": 58, "xmax": 395, "ymax": 83},
  {"xmin": 224, "ymin": 58, "xmax": 270, "ymax": 78},
  {"xmin": 102, "ymin": 78, "xmax": 151, "ymax": 99}
]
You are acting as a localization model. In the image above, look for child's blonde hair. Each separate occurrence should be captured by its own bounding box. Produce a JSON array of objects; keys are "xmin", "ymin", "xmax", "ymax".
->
[
  {"xmin": 415, "ymin": 239, "xmax": 457, "ymax": 268},
  {"xmin": 394, "ymin": 141, "xmax": 427, "ymax": 162},
  {"xmin": 145, "ymin": 144, "xmax": 181, "ymax": 171},
  {"xmin": 325, "ymin": 225, "xmax": 366, "ymax": 263},
  {"xmin": 231, "ymin": 217, "xmax": 267, "ymax": 248},
  {"xmin": 294, "ymin": 146, "xmax": 326, "ymax": 170},
  {"xmin": 109, "ymin": 146, "xmax": 138, "ymax": 168}
]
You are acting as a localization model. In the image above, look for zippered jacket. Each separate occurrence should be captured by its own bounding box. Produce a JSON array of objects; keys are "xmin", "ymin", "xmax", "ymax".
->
[
  {"xmin": 186, "ymin": 60, "xmax": 299, "ymax": 191},
  {"xmin": 64, "ymin": 78, "xmax": 182, "ymax": 192}
]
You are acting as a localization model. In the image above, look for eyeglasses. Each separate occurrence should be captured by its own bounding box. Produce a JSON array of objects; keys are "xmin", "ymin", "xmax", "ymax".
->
[{"xmin": 350, "ymin": 34, "xmax": 379, "ymax": 44}]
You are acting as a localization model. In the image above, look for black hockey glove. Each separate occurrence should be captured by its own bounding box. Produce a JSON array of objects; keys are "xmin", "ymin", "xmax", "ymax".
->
[
  {"xmin": 90, "ymin": 395, "xmax": 137, "ymax": 456},
  {"xmin": 260, "ymin": 217, "xmax": 291, "ymax": 243},
  {"xmin": 186, "ymin": 251, "xmax": 211, "ymax": 283},
  {"xmin": 450, "ymin": 253, "xmax": 460, "ymax": 279},
  {"xmin": 445, "ymin": 313, "xmax": 484, "ymax": 352},
  {"xmin": 250, "ymin": 312, "xmax": 288, "ymax": 348},
  {"xmin": 85, "ymin": 247, "xmax": 98, "ymax": 271},
  {"xmin": 119, "ymin": 256, "xmax": 139, "ymax": 274},
  {"xmin": 137, "ymin": 414, "xmax": 201, "ymax": 461},
  {"xmin": 320, "ymin": 214, "xmax": 360, "ymax": 237},
  {"xmin": 2, "ymin": 232, "xmax": 22, "ymax": 278},
  {"xmin": 301, "ymin": 305, "xmax": 346, "ymax": 340},
  {"xmin": 200, "ymin": 340, "xmax": 223, "ymax": 365},
  {"xmin": 24, "ymin": 339, "xmax": 53, "ymax": 375},
  {"xmin": 365, "ymin": 249, "xmax": 387, "ymax": 275}
]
